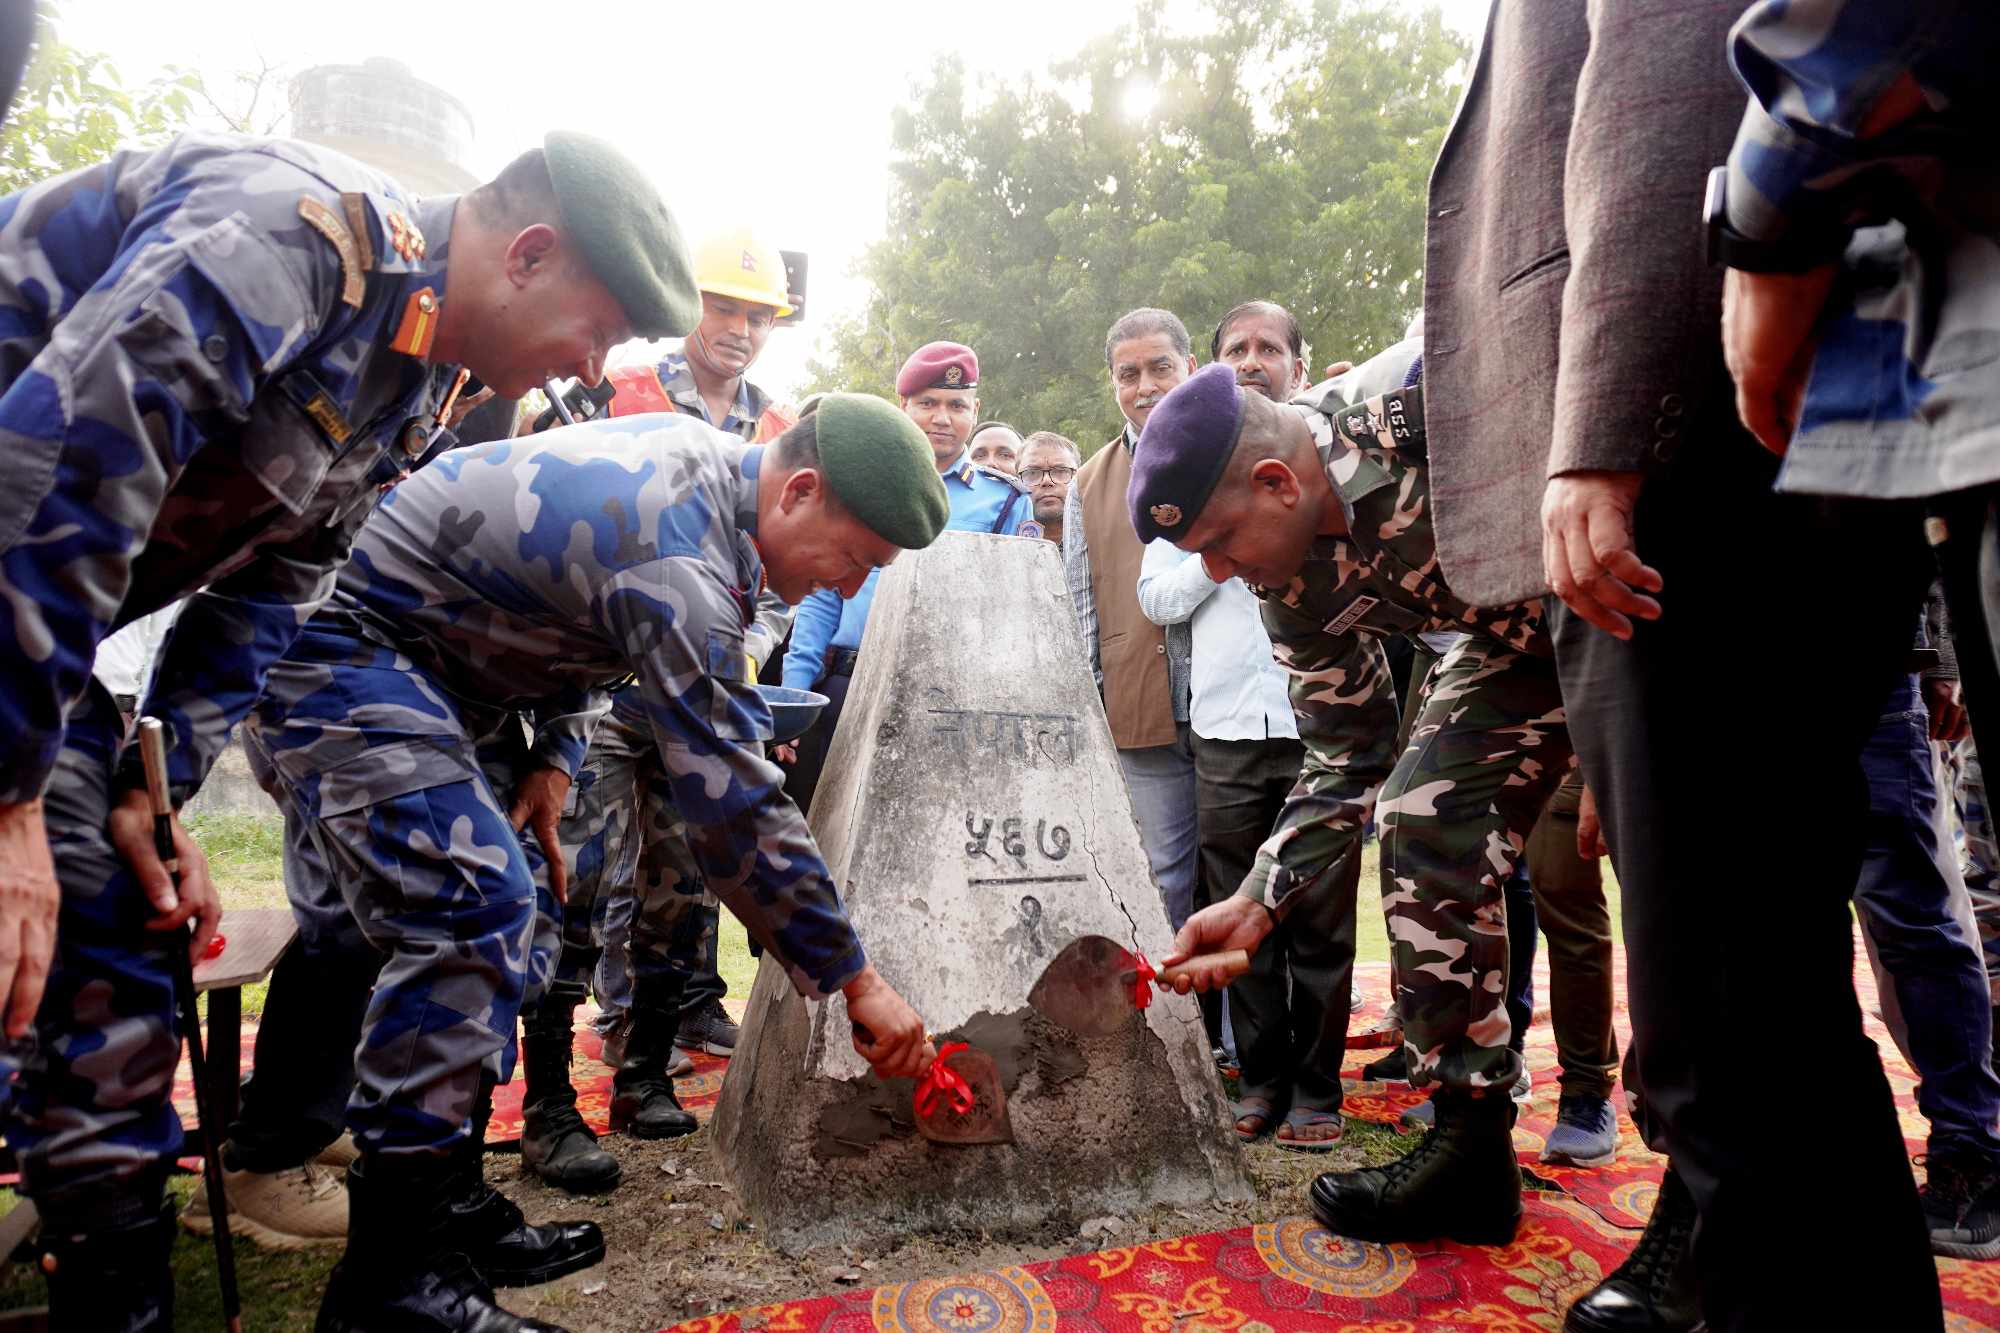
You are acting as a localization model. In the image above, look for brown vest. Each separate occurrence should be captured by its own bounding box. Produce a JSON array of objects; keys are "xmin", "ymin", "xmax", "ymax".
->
[{"xmin": 1076, "ymin": 433, "xmax": 1176, "ymax": 750}]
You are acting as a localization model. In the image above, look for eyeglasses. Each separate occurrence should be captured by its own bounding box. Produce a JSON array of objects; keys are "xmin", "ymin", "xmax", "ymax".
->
[{"xmin": 1020, "ymin": 465, "xmax": 1077, "ymax": 484}]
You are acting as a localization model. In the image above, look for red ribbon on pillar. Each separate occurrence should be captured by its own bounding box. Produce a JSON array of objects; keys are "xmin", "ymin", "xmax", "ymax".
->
[
  {"xmin": 913, "ymin": 1041, "xmax": 976, "ymax": 1118},
  {"xmin": 1128, "ymin": 952, "xmax": 1157, "ymax": 1010}
]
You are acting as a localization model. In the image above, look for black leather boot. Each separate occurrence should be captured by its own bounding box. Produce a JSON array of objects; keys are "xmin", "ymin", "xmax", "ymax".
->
[
  {"xmin": 519, "ymin": 994, "xmax": 622, "ymax": 1193},
  {"xmin": 609, "ymin": 977, "xmax": 696, "ymax": 1140},
  {"xmin": 1310, "ymin": 1086, "xmax": 1521, "ymax": 1245},
  {"xmin": 1564, "ymin": 1166, "xmax": 1704, "ymax": 1332},
  {"xmin": 457, "ymin": 1074, "xmax": 606, "ymax": 1287},
  {"xmin": 39, "ymin": 1194, "xmax": 176, "ymax": 1332},
  {"xmin": 316, "ymin": 1153, "xmax": 570, "ymax": 1333},
  {"xmin": 1362, "ymin": 1046, "xmax": 1409, "ymax": 1082}
]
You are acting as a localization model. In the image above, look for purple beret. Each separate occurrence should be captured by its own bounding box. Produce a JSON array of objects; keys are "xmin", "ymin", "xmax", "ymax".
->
[
  {"xmin": 896, "ymin": 341, "xmax": 979, "ymax": 397},
  {"xmin": 1128, "ymin": 362, "xmax": 1245, "ymax": 544}
]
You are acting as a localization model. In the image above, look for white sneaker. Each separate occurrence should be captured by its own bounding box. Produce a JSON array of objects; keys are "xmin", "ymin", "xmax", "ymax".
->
[
  {"xmin": 181, "ymin": 1160, "xmax": 348, "ymax": 1250},
  {"xmin": 316, "ymin": 1132, "xmax": 359, "ymax": 1170}
]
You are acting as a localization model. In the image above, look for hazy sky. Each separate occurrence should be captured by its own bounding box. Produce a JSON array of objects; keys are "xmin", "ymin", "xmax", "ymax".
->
[{"xmin": 69, "ymin": 0, "xmax": 1488, "ymax": 397}]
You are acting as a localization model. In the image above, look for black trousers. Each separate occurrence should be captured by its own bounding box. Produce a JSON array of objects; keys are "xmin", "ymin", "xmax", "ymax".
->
[
  {"xmin": 1553, "ymin": 427, "xmax": 1940, "ymax": 1332},
  {"xmin": 1524, "ymin": 770, "xmax": 1619, "ymax": 1100},
  {"xmin": 1193, "ymin": 734, "xmax": 1350, "ymax": 1113}
]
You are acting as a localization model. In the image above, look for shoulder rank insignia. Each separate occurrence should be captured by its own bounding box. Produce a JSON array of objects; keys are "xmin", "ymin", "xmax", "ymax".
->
[
  {"xmin": 389, "ymin": 287, "xmax": 440, "ymax": 359},
  {"xmin": 297, "ymin": 196, "xmax": 365, "ymax": 309},
  {"xmin": 385, "ymin": 210, "xmax": 427, "ymax": 263},
  {"xmin": 339, "ymin": 193, "xmax": 378, "ymax": 274}
]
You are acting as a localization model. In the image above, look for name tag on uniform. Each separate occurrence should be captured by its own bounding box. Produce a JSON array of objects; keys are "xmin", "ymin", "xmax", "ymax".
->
[{"xmin": 1325, "ymin": 596, "xmax": 1379, "ymax": 636}]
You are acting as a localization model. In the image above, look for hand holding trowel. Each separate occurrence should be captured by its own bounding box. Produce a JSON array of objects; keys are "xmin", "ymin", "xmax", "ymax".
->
[
  {"xmin": 850, "ymin": 1014, "xmax": 1015, "ymax": 1145},
  {"xmin": 1028, "ymin": 932, "xmax": 1251, "ymax": 1037}
]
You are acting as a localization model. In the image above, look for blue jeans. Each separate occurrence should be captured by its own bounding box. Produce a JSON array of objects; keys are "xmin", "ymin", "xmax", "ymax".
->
[
  {"xmin": 1855, "ymin": 674, "xmax": 2000, "ymax": 1163},
  {"xmin": 1118, "ymin": 725, "xmax": 1201, "ymax": 931}
]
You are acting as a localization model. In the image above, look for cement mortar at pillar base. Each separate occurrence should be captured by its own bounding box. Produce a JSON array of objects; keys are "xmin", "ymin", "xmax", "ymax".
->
[{"xmin": 710, "ymin": 532, "xmax": 1250, "ymax": 1254}]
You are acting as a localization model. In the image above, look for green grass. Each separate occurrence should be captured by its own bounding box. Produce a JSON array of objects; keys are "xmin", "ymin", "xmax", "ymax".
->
[{"xmin": 185, "ymin": 812, "xmax": 291, "ymax": 1022}]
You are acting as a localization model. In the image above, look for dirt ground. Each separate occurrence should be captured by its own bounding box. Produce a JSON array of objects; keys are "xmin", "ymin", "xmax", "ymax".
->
[{"xmin": 493, "ymin": 1112, "xmax": 1415, "ymax": 1333}]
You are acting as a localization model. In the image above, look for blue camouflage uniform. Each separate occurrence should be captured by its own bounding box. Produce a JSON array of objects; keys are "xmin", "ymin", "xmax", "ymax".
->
[
  {"xmin": 560, "ymin": 350, "xmax": 795, "ymax": 1028},
  {"xmin": 1722, "ymin": 1, "xmax": 2000, "ymax": 502},
  {"xmin": 0, "ymin": 131, "xmax": 462, "ymax": 1218},
  {"xmin": 782, "ymin": 449, "xmax": 1029, "ymax": 690},
  {"xmin": 248, "ymin": 413, "xmax": 869, "ymax": 1156}
]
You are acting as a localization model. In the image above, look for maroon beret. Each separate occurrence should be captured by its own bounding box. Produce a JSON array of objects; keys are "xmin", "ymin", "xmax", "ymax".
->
[
  {"xmin": 1128, "ymin": 362, "xmax": 1245, "ymax": 544},
  {"xmin": 896, "ymin": 341, "xmax": 979, "ymax": 397}
]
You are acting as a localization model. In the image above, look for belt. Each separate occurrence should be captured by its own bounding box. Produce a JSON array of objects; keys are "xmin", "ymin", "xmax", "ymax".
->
[{"xmin": 824, "ymin": 647, "xmax": 860, "ymax": 678}]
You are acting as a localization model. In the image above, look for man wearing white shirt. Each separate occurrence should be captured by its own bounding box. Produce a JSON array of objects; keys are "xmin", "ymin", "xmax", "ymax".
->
[{"xmin": 1139, "ymin": 537, "xmax": 1345, "ymax": 1150}]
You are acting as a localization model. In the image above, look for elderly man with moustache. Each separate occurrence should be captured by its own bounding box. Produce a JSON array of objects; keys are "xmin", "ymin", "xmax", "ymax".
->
[{"xmin": 1063, "ymin": 309, "xmax": 1204, "ymax": 932}]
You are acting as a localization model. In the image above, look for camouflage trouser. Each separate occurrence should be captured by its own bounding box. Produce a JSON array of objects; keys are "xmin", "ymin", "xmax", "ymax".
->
[
  {"xmin": 3, "ymin": 683, "xmax": 184, "ymax": 1223},
  {"xmin": 556, "ymin": 700, "xmax": 712, "ymax": 1013},
  {"xmin": 1945, "ymin": 734, "xmax": 2000, "ymax": 1003},
  {"xmin": 1380, "ymin": 632, "xmax": 1571, "ymax": 1093},
  {"xmin": 249, "ymin": 618, "xmax": 558, "ymax": 1157},
  {"xmin": 230, "ymin": 728, "xmax": 383, "ymax": 1171}
]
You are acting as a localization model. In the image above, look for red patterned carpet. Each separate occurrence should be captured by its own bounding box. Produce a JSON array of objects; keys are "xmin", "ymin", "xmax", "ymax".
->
[
  {"xmin": 641, "ymin": 942, "xmax": 2000, "ymax": 1332},
  {"xmin": 483, "ymin": 1015, "xmax": 731, "ymax": 1145}
]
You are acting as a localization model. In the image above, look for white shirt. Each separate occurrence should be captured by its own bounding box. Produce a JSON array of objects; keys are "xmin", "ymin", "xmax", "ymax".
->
[
  {"xmin": 1136, "ymin": 541, "xmax": 1297, "ymax": 743},
  {"xmin": 92, "ymin": 601, "xmax": 184, "ymax": 699}
]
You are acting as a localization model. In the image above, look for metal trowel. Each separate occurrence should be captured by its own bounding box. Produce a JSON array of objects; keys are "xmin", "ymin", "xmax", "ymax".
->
[
  {"xmin": 851, "ymin": 1023, "xmax": 1016, "ymax": 1145},
  {"xmin": 912, "ymin": 1041, "xmax": 1015, "ymax": 1145},
  {"xmin": 1028, "ymin": 934, "xmax": 1251, "ymax": 1037}
]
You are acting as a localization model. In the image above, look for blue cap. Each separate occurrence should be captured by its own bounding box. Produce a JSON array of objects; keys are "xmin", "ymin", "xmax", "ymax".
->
[{"xmin": 1127, "ymin": 362, "xmax": 1244, "ymax": 544}]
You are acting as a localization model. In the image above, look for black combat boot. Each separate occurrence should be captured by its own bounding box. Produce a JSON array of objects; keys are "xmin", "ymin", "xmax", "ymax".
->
[
  {"xmin": 609, "ymin": 976, "xmax": 697, "ymax": 1139},
  {"xmin": 456, "ymin": 1074, "xmax": 606, "ymax": 1287},
  {"xmin": 316, "ymin": 1153, "xmax": 570, "ymax": 1333},
  {"xmin": 1564, "ymin": 1165, "xmax": 1704, "ymax": 1332},
  {"xmin": 1362, "ymin": 1046, "xmax": 1409, "ymax": 1082},
  {"xmin": 1310, "ymin": 1086, "xmax": 1521, "ymax": 1245},
  {"xmin": 39, "ymin": 1193, "xmax": 176, "ymax": 1332},
  {"xmin": 519, "ymin": 994, "xmax": 622, "ymax": 1193}
]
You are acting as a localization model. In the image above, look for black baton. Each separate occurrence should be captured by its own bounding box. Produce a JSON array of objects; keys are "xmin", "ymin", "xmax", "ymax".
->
[{"xmin": 137, "ymin": 718, "xmax": 242, "ymax": 1333}]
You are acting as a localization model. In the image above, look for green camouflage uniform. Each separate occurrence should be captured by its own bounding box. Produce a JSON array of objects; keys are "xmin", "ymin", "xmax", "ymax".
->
[{"xmin": 1240, "ymin": 382, "xmax": 1571, "ymax": 1093}]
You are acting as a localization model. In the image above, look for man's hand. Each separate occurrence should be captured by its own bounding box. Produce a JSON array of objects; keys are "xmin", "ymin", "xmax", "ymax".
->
[
  {"xmin": 844, "ymin": 964, "xmax": 935, "ymax": 1080},
  {"xmin": 1158, "ymin": 894, "xmax": 1275, "ymax": 995},
  {"xmin": 1542, "ymin": 471, "xmax": 1662, "ymax": 639},
  {"xmin": 0, "ymin": 800, "xmax": 59, "ymax": 1038},
  {"xmin": 107, "ymin": 789, "xmax": 221, "ymax": 968},
  {"xmin": 445, "ymin": 385, "xmax": 495, "ymax": 430},
  {"xmin": 1722, "ymin": 264, "xmax": 1839, "ymax": 456},
  {"xmin": 1926, "ymin": 678, "xmax": 1972, "ymax": 744},
  {"xmin": 508, "ymin": 766, "xmax": 572, "ymax": 905},
  {"xmin": 1321, "ymin": 359, "xmax": 1355, "ymax": 380},
  {"xmin": 1576, "ymin": 784, "xmax": 1610, "ymax": 861},
  {"xmin": 772, "ymin": 741, "xmax": 799, "ymax": 765}
]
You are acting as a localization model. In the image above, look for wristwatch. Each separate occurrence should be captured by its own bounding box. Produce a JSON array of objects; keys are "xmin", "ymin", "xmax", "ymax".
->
[{"xmin": 1703, "ymin": 166, "xmax": 1847, "ymax": 272}]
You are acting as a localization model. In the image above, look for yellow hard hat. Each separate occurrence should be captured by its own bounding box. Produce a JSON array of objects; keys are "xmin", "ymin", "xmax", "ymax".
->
[{"xmin": 692, "ymin": 227, "xmax": 793, "ymax": 318}]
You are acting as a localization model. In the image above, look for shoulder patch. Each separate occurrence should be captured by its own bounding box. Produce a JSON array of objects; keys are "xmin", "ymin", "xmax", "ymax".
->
[
  {"xmin": 298, "ymin": 196, "xmax": 365, "ymax": 309},
  {"xmin": 339, "ymin": 193, "xmax": 378, "ymax": 274}
]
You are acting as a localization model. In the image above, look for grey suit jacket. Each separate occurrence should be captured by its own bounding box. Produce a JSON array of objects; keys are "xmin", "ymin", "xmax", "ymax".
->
[{"xmin": 1422, "ymin": 0, "xmax": 1755, "ymax": 607}]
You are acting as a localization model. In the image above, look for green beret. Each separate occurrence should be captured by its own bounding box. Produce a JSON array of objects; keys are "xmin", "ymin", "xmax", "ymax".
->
[
  {"xmin": 543, "ymin": 130, "xmax": 700, "ymax": 339},
  {"xmin": 813, "ymin": 394, "xmax": 949, "ymax": 549}
]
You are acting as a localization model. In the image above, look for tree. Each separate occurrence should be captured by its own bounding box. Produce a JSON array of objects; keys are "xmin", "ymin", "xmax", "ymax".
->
[
  {"xmin": 0, "ymin": 2, "xmax": 196, "ymax": 195},
  {"xmin": 805, "ymin": 0, "xmax": 1468, "ymax": 451}
]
